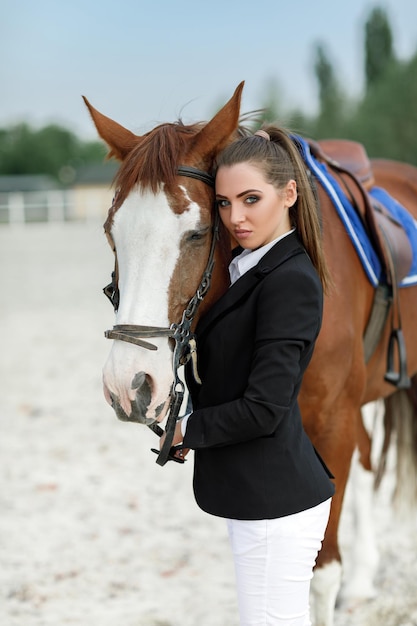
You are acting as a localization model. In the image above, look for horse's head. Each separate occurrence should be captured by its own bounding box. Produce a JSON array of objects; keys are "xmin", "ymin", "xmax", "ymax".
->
[{"xmin": 84, "ymin": 83, "xmax": 243, "ymax": 426}]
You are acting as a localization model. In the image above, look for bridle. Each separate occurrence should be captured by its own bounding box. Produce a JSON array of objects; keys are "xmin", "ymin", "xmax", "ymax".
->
[{"xmin": 103, "ymin": 165, "xmax": 217, "ymax": 466}]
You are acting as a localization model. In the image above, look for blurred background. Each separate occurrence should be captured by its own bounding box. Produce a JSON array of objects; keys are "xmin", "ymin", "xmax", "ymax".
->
[
  {"xmin": 1, "ymin": 0, "xmax": 417, "ymax": 224},
  {"xmin": 2, "ymin": 3, "xmax": 417, "ymax": 625}
]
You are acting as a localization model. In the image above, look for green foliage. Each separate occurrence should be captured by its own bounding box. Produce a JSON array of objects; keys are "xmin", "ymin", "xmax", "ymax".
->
[
  {"xmin": 0, "ymin": 123, "xmax": 106, "ymax": 183},
  {"xmin": 347, "ymin": 52, "xmax": 417, "ymax": 163},
  {"xmin": 259, "ymin": 77, "xmax": 283, "ymax": 124},
  {"xmin": 314, "ymin": 44, "xmax": 338, "ymax": 108},
  {"xmin": 365, "ymin": 7, "xmax": 395, "ymax": 89},
  {"xmin": 311, "ymin": 43, "xmax": 348, "ymax": 139},
  {"xmin": 257, "ymin": 5, "xmax": 417, "ymax": 165}
]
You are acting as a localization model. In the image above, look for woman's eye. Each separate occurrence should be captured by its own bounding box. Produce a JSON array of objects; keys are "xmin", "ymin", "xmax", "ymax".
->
[
  {"xmin": 245, "ymin": 195, "xmax": 259, "ymax": 205},
  {"xmin": 216, "ymin": 199, "xmax": 230, "ymax": 209}
]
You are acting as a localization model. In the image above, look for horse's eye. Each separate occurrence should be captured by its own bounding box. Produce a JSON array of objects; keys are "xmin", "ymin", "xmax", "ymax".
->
[
  {"xmin": 187, "ymin": 229, "xmax": 208, "ymax": 243},
  {"xmin": 103, "ymin": 271, "xmax": 119, "ymax": 311}
]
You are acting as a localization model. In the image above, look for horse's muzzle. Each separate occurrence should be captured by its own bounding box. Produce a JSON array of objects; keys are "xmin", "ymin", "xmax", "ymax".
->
[{"xmin": 106, "ymin": 370, "xmax": 168, "ymax": 425}]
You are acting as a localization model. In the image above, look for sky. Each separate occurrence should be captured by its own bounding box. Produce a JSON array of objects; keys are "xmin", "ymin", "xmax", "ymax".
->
[{"xmin": 2, "ymin": 0, "xmax": 417, "ymax": 140}]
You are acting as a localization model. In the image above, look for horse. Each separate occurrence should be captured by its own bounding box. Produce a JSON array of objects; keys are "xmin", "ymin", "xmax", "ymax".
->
[{"xmin": 83, "ymin": 82, "xmax": 417, "ymax": 625}]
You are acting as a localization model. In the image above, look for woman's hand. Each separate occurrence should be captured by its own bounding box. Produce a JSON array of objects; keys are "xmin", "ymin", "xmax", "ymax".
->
[{"xmin": 160, "ymin": 420, "xmax": 190, "ymax": 460}]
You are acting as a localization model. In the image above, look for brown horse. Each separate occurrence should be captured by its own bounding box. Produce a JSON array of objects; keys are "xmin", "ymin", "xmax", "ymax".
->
[{"xmin": 84, "ymin": 82, "xmax": 417, "ymax": 625}]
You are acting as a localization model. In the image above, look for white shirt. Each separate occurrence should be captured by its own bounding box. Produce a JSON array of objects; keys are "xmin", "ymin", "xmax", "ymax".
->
[
  {"xmin": 228, "ymin": 229, "xmax": 295, "ymax": 286},
  {"xmin": 181, "ymin": 229, "xmax": 295, "ymax": 437}
]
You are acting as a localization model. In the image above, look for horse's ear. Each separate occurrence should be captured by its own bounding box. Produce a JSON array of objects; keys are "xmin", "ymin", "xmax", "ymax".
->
[
  {"xmin": 192, "ymin": 81, "xmax": 244, "ymax": 161},
  {"xmin": 82, "ymin": 96, "xmax": 139, "ymax": 161}
]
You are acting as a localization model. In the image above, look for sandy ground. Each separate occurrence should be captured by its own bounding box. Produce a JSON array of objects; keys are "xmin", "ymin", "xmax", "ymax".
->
[{"xmin": 1, "ymin": 223, "xmax": 417, "ymax": 626}]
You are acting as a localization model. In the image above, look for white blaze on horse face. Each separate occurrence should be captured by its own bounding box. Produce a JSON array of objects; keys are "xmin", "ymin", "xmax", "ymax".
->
[{"xmin": 103, "ymin": 186, "xmax": 202, "ymax": 423}]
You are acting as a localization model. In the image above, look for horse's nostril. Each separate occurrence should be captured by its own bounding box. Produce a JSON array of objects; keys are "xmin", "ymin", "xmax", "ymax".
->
[
  {"xmin": 131, "ymin": 371, "xmax": 146, "ymax": 390},
  {"xmin": 132, "ymin": 371, "xmax": 152, "ymax": 415}
]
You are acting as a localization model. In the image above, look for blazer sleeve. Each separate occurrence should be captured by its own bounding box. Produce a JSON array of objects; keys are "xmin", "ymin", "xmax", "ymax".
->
[{"xmin": 183, "ymin": 259, "xmax": 323, "ymax": 449}]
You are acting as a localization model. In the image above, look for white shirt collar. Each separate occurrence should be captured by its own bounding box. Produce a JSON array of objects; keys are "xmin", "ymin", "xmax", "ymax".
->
[{"xmin": 229, "ymin": 229, "xmax": 295, "ymax": 286}]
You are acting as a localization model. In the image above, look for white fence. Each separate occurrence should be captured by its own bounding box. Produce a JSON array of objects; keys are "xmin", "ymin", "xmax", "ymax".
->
[
  {"xmin": 0, "ymin": 187, "xmax": 113, "ymax": 225},
  {"xmin": 0, "ymin": 189, "xmax": 75, "ymax": 225}
]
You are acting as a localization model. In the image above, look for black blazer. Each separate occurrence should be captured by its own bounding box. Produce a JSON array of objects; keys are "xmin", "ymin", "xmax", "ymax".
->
[{"xmin": 184, "ymin": 231, "xmax": 335, "ymax": 520}]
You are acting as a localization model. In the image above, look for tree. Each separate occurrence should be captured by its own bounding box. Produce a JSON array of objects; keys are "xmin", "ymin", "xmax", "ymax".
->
[
  {"xmin": 311, "ymin": 43, "xmax": 347, "ymax": 138},
  {"xmin": 365, "ymin": 7, "xmax": 395, "ymax": 88},
  {"xmin": 347, "ymin": 52, "xmax": 417, "ymax": 164},
  {"xmin": 258, "ymin": 77, "xmax": 282, "ymax": 124},
  {"xmin": 0, "ymin": 123, "xmax": 106, "ymax": 182}
]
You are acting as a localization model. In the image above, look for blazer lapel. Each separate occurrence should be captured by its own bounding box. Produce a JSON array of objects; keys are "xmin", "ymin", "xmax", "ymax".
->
[{"xmin": 196, "ymin": 232, "xmax": 305, "ymax": 337}]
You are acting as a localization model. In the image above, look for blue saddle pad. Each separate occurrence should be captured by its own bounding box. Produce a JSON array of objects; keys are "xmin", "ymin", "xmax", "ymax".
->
[{"xmin": 295, "ymin": 136, "xmax": 417, "ymax": 288}]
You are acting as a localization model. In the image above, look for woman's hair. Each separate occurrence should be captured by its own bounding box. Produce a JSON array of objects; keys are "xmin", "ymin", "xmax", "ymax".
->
[{"xmin": 215, "ymin": 125, "xmax": 331, "ymax": 292}]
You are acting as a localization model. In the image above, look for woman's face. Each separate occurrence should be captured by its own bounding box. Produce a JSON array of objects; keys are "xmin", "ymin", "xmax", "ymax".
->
[{"xmin": 215, "ymin": 162, "xmax": 297, "ymax": 250}]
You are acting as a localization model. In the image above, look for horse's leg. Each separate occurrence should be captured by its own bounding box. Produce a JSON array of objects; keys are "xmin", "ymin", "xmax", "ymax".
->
[
  {"xmin": 310, "ymin": 513, "xmax": 343, "ymax": 626},
  {"xmin": 308, "ymin": 403, "xmax": 358, "ymax": 626},
  {"xmin": 340, "ymin": 402, "xmax": 382, "ymax": 605},
  {"xmin": 386, "ymin": 380, "xmax": 417, "ymax": 509}
]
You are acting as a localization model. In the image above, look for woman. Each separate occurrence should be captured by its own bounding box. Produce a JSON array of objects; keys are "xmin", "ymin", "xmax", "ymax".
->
[{"xmin": 163, "ymin": 126, "xmax": 335, "ymax": 626}]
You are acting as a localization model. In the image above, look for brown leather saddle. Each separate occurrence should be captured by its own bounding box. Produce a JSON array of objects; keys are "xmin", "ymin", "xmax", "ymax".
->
[{"xmin": 309, "ymin": 138, "xmax": 412, "ymax": 389}]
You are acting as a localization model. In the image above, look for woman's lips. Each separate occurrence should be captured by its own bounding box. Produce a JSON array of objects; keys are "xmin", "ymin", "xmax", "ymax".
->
[{"xmin": 234, "ymin": 229, "xmax": 252, "ymax": 240}]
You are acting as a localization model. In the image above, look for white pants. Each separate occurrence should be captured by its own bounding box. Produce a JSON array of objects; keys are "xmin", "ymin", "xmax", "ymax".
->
[{"xmin": 226, "ymin": 499, "xmax": 331, "ymax": 626}]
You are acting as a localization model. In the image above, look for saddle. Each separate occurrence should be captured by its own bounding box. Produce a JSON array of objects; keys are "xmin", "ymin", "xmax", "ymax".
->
[{"xmin": 309, "ymin": 138, "xmax": 412, "ymax": 389}]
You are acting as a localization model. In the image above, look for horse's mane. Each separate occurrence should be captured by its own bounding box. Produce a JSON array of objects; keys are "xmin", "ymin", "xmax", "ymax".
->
[{"xmin": 116, "ymin": 121, "xmax": 204, "ymax": 197}]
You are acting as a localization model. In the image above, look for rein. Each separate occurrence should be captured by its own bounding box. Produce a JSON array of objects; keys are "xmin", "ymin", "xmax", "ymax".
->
[{"xmin": 104, "ymin": 165, "xmax": 217, "ymax": 466}]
